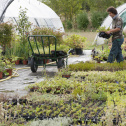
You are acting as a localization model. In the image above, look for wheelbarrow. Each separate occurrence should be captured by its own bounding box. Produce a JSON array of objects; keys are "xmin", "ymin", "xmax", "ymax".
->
[{"xmin": 28, "ymin": 35, "xmax": 68, "ymax": 73}]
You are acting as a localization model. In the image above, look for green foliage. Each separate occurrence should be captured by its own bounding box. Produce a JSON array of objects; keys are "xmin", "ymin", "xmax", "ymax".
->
[
  {"xmin": 96, "ymin": 26, "xmax": 110, "ymax": 32},
  {"xmin": 16, "ymin": 7, "xmax": 31, "ymax": 45},
  {"xmin": 31, "ymin": 27, "xmax": 64, "ymax": 45},
  {"xmin": 69, "ymin": 61, "xmax": 126, "ymax": 71},
  {"xmin": 86, "ymin": 0, "xmax": 118, "ymax": 12},
  {"xmin": 77, "ymin": 12, "xmax": 89, "ymax": 30},
  {"xmin": 64, "ymin": 34, "xmax": 86, "ymax": 48},
  {"xmin": 50, "ymin": 44, "xmax": 70, "ymax": 53},
  {"xmin": 91, "ymin": 11, "xmax": 108, "ymax": 28},
  {"xmin": 0, "ymin": 22, "xmax": 13, "ymax": 51},
  {"xmin": 66, "ymin": 20, "xmax": 72, "ymax": 29},
  {"xmin": 91, "ymin": 90, "xmax": 107, "ymax": 101},
  {"xmin": 4, "ymin": 35, "xmax": 30, "ymax": 60},
  {"xmin": 0, "ymin": 58, "xmax": 6, "ymax": 72},
  {"xmin": 42, "ymin": 0, "xmax": 83, "ymax": 20}
]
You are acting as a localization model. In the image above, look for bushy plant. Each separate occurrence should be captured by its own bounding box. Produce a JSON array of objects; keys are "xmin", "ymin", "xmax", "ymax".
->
[
  {"xmin": 50, "ymin": 44, "xmax": 70, "ymax": 53},
  {"xmin": 91, "ymin": 11, "xmax": 108, "ymax": 28},
  {"xmin": 77, "ymin": 12, "xmax": 89, "ymax": 30},
  {"xmin": 64, "ymin": 34, "xmax": 86, "ymax": 49},
  {"xmin": 96, "ymin": 26, "xmax": 110, "ymax": 32},
  {"xmin": 31, "ymin": 27, "xmax": 64, "ymax": 45},
  {"xmin": 0, "ymin": 22, "xmax": 13, "ymax": 52},
  {"xmin": 66, "ymin": 20, "xmax": 72, "ymax": 29},
  {"xmin": 16, "ymin": 7, "xmax": 31, "ymax": 45}
]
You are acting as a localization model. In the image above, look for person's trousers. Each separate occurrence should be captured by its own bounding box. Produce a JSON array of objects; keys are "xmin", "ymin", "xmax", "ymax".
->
[{"xmin": 107, "ymin": 38, "xmax": 124, "ymax": 63}]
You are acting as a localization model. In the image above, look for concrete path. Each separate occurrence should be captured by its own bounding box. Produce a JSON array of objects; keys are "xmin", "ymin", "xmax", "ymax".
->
[{"xmin": 0, "ymin": 50, "xmax": 92, "ymax": 98}]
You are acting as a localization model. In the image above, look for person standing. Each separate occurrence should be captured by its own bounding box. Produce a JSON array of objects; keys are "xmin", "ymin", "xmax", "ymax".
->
[{"xmin": 106, "ymin": 6, "xmax": 124, "ymax": 63}]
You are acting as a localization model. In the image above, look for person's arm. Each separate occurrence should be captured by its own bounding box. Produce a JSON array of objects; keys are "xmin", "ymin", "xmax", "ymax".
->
[
  {"xmin": 106, "ymin": 18, "xmax": 122, "ymax": 34},
  {"xmin": 106, "ymin": 28, "xmax": 120, "ymax": 34}
]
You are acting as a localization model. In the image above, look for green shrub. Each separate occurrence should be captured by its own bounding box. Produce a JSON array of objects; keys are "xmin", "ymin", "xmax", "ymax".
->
[
  {"xmin": 66, "ymin": 20, "xmax": 72, "ymax": 29},
  {"xmin": 64, "ymin": 34, "xmax": 87, "ymax": 48},
  {"xmin": 91, "ymin": 11, "xmax": 108, "ymax": 28},
  {"xmin": 31, "ymin": 27, "xmax": 64, "ymax": 46},
  {"xmin": 0, "ymin": 22, "xmax": 13, "ymax": 52},
  {"xmin": 77, "ymin": 12, "xmax": 89, "ymax": 30}
]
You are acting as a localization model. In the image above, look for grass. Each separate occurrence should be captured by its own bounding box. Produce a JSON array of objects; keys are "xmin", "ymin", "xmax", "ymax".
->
[{"xmin": 65, "ymin": 31, "xmax": 97, "ymax": 42}]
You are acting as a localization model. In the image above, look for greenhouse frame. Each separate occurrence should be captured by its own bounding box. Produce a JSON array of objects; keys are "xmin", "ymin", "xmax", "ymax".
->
[{"xmin": 0, "ymin": 0, "xmax": 64, "ymax": 32}]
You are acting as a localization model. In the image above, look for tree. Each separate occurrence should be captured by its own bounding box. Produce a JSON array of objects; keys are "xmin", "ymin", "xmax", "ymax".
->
[
  {"xmin": 16, "ymin": 7, "xmax": 31, "ymax": 45},
  {"xmin": 40, "ymin": 0, "xmax": 83, "ymax": 20}
]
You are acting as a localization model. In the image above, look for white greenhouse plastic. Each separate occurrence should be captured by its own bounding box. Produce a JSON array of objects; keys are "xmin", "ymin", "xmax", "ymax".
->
[
  {"xmin": 94, "ymin": 3, "xmax": 126, "ymax": 45},
  {"xmin": 1, "ymin": 0, "xmax": 64, "ymax": 32}
]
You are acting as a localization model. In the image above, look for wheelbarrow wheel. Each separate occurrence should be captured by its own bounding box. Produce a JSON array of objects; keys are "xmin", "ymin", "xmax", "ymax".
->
[
  {"xmin": 57, "ymin": 58, "xmax": 65, "ymax": 69},
  {"xmin": 31, "ymin": 58, "xmax": 38, "ymax": 72}
]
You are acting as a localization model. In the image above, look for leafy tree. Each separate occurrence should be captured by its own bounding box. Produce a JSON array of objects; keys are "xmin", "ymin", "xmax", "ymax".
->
[
  {"xmin": 40, "ymin": 0, "xmax": 83, "ymax": 20},
  {"xmin": 16, "ymin": 7, "xmax": 31, "ymax": 45},
  {"xmin": 0, "ymin": 23, "xmax": 13, "ymax": 52},
  {"xmin": 77, "ymin": 12, "xmax": 89, "ymax": 30}
]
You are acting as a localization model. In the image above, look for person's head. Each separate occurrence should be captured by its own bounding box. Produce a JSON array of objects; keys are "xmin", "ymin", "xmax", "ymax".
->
[{"xmin": 107, "ymin": 6, "xmax": 118, "ymax": 18}]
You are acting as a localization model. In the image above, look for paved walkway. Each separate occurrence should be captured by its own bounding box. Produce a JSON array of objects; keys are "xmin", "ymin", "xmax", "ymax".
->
[{"xmin": 0, "ymin": 50, "xmax": 92, "ymax": 98}]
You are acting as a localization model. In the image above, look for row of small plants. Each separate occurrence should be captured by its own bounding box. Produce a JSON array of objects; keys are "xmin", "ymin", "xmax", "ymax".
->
[
  {"xmin": 2, "ymin": 67, "xmax": 126, "ymax": 125},
  {"xmin": 69, "ymin": 61, "xmax": 126, "ymax": 71}
]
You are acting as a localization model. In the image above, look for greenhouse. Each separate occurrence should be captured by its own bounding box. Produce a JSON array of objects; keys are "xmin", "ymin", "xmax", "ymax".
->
[
  {"xmin": 94, "ymin": 3, "xmax": 126, "ymax": 45},
  {"xmin": 0, "ymin": 0, "xmax": 64, "ymax": 32}
]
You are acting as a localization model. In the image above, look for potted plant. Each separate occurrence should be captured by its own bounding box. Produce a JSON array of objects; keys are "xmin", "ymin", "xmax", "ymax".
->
[
  {"xmin": 21, "ymin": 45, "xmax": 29, "ymax": 65},
  {"xmin": 10, "ymin": 56, "xmax": 20, "ymax": 65},
  {"xmin": 59, "ymin": 67, "xmax": 72, "ymax": 79},
  {"xmin": 0, "ymin": 59, "xmax": 5, "ymax": 79},
  {"xmin": 64, "ymin": 34, "xmax": 86, "ymax": 55},
  {"xmin": 5, "ymin": 59, "xmax": 15, "ymax": 76}
]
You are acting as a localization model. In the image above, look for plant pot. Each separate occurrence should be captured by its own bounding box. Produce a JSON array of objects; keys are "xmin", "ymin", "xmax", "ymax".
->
[
  {"xmin": 97, "ymin": 61, "xmax": 101, "ymax": 63},
  {"xmin": 19, "ymin": 99, "xmax": 28, "ymax": 104},
  {"xmin": 6, "ymin": 69, "xmax": 12, "ymax": 76},
  {"xmin": 75, "ymin": 48, "xmax": 83, "ymax": 55},
  {"xmin": 103, "ymin": 57, "xmax": 107, "ymax": 61},
  {"xmin": 46, "ymin": 88, "xmax": 52, "ymax": 93},
  {"xmin": 62, "ymin": 75, "xmax": 71, "ymax": 79},
  {"xmin": 0, "ymin": 72, "xmax": 3, "ymax": 79},
  {"xmin": 11, "ymin": 98, "xmax": 17, "ymax": 105},
  {"xmin": 30, "ymin": 86, "xmax": 39, "ymax": 92},
  {"xmin": 23, "ymin": 60, "xmax": 28, "ymax": 65},
  {"xmin": 43, "ymin": 59, "xmax": 50, "ymax": 64},
  {"xmin": 15, "ymin": 60, "xmax": 20, "ymax": 65}
]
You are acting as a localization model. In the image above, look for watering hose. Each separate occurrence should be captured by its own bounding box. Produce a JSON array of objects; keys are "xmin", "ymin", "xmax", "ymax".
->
[{"xmin": 0, "ymin": 61, "xmax": 56, "ymax": 82}]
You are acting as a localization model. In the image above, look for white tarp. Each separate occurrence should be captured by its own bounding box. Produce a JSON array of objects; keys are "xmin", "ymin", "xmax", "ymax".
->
[
  {"xmin": 2, "ymin": 0, "xmax": 64, "ymax": 32},
  {"xmin": 94, "ymin": 3, "xmax": 126, "ymax": 45}
]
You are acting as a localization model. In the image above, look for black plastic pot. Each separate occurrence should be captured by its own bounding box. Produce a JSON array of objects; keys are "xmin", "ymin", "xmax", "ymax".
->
[
  {"xmin": 19, "ymin": 99, "xmax": 28, "ymax": 104},
  {"xmin": 68, "ymin": 49, "xmax": 76, "ymax": 55},
  {"xmin": 113, "ymin": 118, "xmax": 119, "ymax": 125},
  {"xmin": 12, "ymin": 99, "xmax": 17, "ymax": 105},
  {"xmin": 103, "ymin": 57, "xmax": 108, "ymax": 61},
  {"xmin": 75, "ymin": 48, "xmax": 83, "ymax": 55}
]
